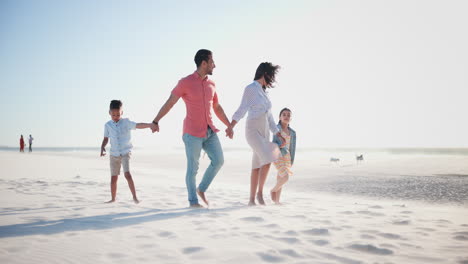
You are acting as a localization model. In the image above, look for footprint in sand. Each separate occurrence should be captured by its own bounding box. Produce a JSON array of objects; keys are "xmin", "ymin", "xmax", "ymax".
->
[
  {"xmin": 158, "ymin": 231, "xmax": 176, "ymax": 238},
  {"xmin": 108, "ymin": 252, "xmax": 127, "ymax": 259},
  {"xmin": 263, "ymin": 223, "xmax": 280, "ymax": 228},
  {"xmin": 392, "ymin": 220, "xmax": 411, "ymax": 225},
  {"xmin": 182, "ymin": 247, "xmax": 204, "ymax": 254},
  {"xmin": 436, "ymin": 219, "xmax": 452, "ymax": 224},
  {"xmin": 453, "ymin": 232, "xmax": 468, "ymax": 241},
  {"xmin": 348, "ymin": 244, "xmax": 393, "ymax": 255},
  {"xmin": 379, "ymin": 243, "xmax": 397, "ymax": 249},
  {"xmin": 256, "ymin": 252, "xmax": 285, "ymax": 263},
  {"xmin": 278, "ymin": 249, "xmax": 303, "ymax": 258},
  {"xmin": 284, "ymin": 230, "xmax": 299, "ymax": 236},
  {"xmin": 302, "ymin": 228, "xmax": 329, "ymax": 236},
  {"xmin": 378, "ymin": 232, "xmax": 403, "ymax": 240},
  {"xmin": 361, "ymin": 234, "xmax": 376, "ymax": 239},
  {"xmin": 356, "ymin": 210, "xmax": 385, "ymax": 217},
  {"xmin": 240, "ymin": 216, "xmax": 264, "ymax": 222},
  {"xmin": 274, "ymin": 237, "xmax": 301, "ymax": 244},
  {"xmin": 399, "ymin": 242, "xmax": 422, "ymax": 249},
  {"xmin": 309, "ymin": 239, "xmax": 329, "ymax": 246}
]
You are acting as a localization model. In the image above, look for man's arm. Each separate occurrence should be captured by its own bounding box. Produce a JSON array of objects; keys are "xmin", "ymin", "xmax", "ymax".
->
[
  {"xmin": 213, "ymin": 101, "xmax": 233, "ymax": 139},
  {"xmin": 100, "ymin": 137, "xmax": 109, "ymax": 156},
  {"xmin": 151, "ymin": 93, "xmax": 180, "ymax": 132}
]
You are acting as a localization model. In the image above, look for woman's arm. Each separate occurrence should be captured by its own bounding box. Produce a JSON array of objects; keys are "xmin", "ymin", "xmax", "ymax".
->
[{"xmin": 231, "ymin": 85, "xmax": 256, "ymax": 123}]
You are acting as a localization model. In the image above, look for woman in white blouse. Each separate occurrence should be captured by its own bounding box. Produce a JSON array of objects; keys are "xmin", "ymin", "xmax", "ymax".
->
[{"xmin": 230, "ymin": 62, "xmax": 285, "ymax": 206}]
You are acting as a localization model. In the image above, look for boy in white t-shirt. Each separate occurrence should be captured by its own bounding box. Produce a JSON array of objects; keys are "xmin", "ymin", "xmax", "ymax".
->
[{"xmin": 100, "ymin": 100, "xmax": 155, "ymax": 204}]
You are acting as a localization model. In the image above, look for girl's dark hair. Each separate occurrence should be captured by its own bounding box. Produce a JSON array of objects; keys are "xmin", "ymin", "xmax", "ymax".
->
[
  {"xmin": 254, "ymin": 62, "xmax": 280, "ymax": 88},
  {"xmin": 278, "ymin": 107, "xmax": 292, "ymax": 125},
  {"xmin": 110, "ymin": 100, "xmax": 123, "ymax": 110},
  {"xmin": 194, "ymin": 49, "xmax": 212, "ymax": 67}
]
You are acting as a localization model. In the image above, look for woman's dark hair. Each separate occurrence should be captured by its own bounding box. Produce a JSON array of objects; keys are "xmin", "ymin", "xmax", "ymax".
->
[
  {"xmin": 110, "ymin": 100, "xmax": 123, "ymax": 110},
  {"xmin": 254, "ymin": 62, "xmax": 280, "ymax": 88},
  {"xmin": 278, "ymin": 107, "xmax": 291, "ymax": 125},
  {"xmin": 194, "ymin": 49, "xmax": 212, "ymax": 67}
]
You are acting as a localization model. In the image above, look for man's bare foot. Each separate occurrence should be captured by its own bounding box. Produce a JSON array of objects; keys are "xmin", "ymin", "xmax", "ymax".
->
[
  {"xmin": 196, "ymin": 188, "xmax": 209, "ymax": 206},
  {"xmin": 256, "ymin": 193, "xmax": 265, "ymax": 205},
  {"xmin": 105, "ymin": 199, "xmax": 115, "ymax": 203},
  {"xmin": 189, "ymin": 203, "xmax": 204, "ymax": 209},
  {"xmin": 248, "ymin": 200, "xmax": 256, "ymax": 206},
  {"xmin": 133, "ymin": 198, "xmax": 140, "ymax": 204}
]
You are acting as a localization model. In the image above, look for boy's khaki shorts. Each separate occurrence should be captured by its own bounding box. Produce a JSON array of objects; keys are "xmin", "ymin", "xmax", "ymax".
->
[{"xmin": 110, "ymin": 153, "xmax": 131, "ymax": 176}]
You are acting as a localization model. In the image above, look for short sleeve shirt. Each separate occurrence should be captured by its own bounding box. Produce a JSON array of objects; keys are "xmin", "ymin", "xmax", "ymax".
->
[
  {"xmin": 104, "ymin": 118, "xmax": 137, "ymax": 156},
  {"xmin": 171, "ymin": 71, "xmax": 220, "ymax": 137}
]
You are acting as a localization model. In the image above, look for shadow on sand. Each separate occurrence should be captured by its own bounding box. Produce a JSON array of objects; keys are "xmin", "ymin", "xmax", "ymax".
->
[{"xmin": 0, "ymin": 205, "xmax": 244, "ymax": 238}]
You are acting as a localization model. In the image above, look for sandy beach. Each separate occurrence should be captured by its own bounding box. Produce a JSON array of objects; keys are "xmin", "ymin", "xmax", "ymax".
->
[{"xmin": 1, "ymin": 149, "xmax": 468, "ymax": 264}]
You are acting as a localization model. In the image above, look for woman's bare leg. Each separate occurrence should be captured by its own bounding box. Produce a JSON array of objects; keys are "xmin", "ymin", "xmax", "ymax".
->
[
  {"xmin": 256, "ymin": 163, "xmax": 271, "ymax": 205},
  {"xmin": 249, "ymin": 168, "xmax": 260, "ymax": 206}
]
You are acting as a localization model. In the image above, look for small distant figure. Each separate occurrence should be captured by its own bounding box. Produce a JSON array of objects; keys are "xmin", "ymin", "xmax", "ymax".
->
[
  {"xmin": 330, "ymin": 157, "xmax": 340, "ymax": 163},
  {"xmin": 19, "ymin": 135, "xmax": 25, "ymax": 152},
  {"xmin": 356, "ymin": 154, "xmax": 364, "ymax": 164},
  {"xmin": 100, "ymin": 100, "xmax": 157, "ymax": 204},
  {"xmin": 28, "ymin": 135, "xmax": 34, "ymax": 152}
]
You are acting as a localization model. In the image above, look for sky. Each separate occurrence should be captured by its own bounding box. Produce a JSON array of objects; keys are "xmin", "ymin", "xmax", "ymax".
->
[{"xmin": 1, "ymin": 0, "xmax": 467, "ymax": 149}]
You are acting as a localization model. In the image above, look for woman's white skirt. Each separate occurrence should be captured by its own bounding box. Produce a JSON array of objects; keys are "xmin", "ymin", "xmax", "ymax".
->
[{"xmin": 245, "ymin": 113, "xmax": 280, "ymax": 169}]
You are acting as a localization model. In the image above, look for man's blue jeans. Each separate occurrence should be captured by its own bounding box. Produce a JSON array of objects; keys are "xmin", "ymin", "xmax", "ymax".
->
[{"xmin": 182, "ymin": 127, "xmax": 224, "ymax": 205}]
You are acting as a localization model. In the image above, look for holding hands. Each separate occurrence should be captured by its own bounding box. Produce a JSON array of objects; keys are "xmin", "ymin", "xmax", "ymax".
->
[
  {"xmin": 225, "ymin": 126, "xmax": 234, "ymax": 139},
  {"xmin": 276, "ymin": 132, "xmax": 286, "ymax": 148},
  {"xmin": 150, "ymin": 122, "xmax": 159, "ymax": 133}
]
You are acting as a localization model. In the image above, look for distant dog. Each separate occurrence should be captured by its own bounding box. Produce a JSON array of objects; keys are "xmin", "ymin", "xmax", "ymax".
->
[
  {"xmin": 330, "ymin": 157, "xmax": 340, "ymax": 163},
  {"xmin": 356, "ymin": 154, "xmax": 364, "ymax": 163}
]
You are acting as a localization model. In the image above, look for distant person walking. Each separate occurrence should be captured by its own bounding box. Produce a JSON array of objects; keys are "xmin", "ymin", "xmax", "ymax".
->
[
  {"xmin": 28, "ymin": 135, "xmax": 34, "ymax": 152},
  {"xmin": 19, "ymin": 135, "xmax": 25, "ymax": 152}
]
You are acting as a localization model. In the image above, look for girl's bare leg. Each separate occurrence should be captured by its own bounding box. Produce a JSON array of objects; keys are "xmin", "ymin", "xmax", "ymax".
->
[{"xmin": 271, "ymin": 175, "xmax": 289, "ymax": 204}]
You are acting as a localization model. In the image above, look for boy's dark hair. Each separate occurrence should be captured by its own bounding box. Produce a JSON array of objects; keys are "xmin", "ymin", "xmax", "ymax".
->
[
  {"xmin": 194, "ymin": 49, "xmax": 212, "ymax": 67},
  {"xmin": 109, "ymin": 100, "xmax": 123, "ymax": 110},
  {"xmin": 254, "ymin": 62, "xmax": 280, "ymax": 88}
]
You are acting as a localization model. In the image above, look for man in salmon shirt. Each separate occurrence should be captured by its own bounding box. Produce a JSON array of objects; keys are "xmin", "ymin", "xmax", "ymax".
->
[{"xmin": 151, "ymin": 49, "xmax": 234, "ymax": 208}]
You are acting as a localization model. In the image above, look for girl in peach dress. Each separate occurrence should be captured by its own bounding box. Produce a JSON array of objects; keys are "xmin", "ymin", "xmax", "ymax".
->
[{"xmin": 271, "ymin": 108, "xmax": 296, "ymax": 204}]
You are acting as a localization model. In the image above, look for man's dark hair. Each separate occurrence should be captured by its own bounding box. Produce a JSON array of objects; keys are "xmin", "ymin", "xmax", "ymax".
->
[
  {"xmin": 194, "ymin": 49, "xmax": 212, "ymax": 67},
  {"xmin": 109, "ymin": 100, "xmax": 123, "ymax": 110},
  {"xmin": 254, "ymin": 62, "xmax": 280, "ymax": 88}
]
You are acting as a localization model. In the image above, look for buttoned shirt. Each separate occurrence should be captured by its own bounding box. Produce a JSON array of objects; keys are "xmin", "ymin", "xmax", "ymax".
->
[
  {"xmin": 232, "ymin": 81, "xmax": 279, "ymax": 134},
  {"xmin": 172, "ymin": 71, "xmax": 220, "ymax": 137},
  {"xmin": 104, "ymin": 118, "xmax": 137, "ymax": 156}
]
